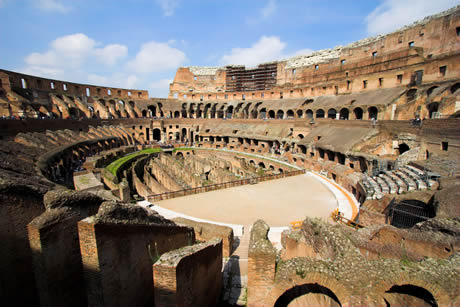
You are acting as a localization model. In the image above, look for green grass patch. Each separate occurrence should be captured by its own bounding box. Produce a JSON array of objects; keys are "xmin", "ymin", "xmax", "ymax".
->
[{"xmin": 106, "ymin": 148, "xmax": 162, "ymax": 176}]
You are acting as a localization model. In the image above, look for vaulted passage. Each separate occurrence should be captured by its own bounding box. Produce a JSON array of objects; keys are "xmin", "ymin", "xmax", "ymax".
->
[
  {"xmin": 384, "ymin": 284, "xmax": 438, "ymax": 307},
  {"xmin": 274, "ymin": 283, "xmax": 341, "ymax": 307}
]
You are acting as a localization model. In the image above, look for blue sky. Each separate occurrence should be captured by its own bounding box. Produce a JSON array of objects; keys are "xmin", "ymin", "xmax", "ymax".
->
[{"xmin": 0, "ymin": 0, "xmax": 457, "ymax": 97}]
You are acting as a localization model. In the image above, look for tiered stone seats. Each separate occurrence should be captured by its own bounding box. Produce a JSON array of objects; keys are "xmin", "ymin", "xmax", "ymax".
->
[
  {"xmin": 363, "ymin": 176, "xmax": 384, "ymax": 199},
  {"xmin": 378, "ymin": 173, "xmax": 398, "ymax": 194},
  {"xmin": 401, "ymin": 166, "xmax": 427, "ymax": 190},
  {"xmin": 375, "ymin": 176, "xmax": 390, "ymax": 194},
  {"xmin": 385, "ymin": 171, "xmax": 407, "ymax": 194},
  {"xmin": 394, "ymin": 170, "xmax": 417, "ymax": 191}
]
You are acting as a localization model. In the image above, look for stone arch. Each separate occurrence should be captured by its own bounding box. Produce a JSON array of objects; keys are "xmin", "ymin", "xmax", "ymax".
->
[
  {"xmin": 148, "ymin": 105, "xmax": 156, "ymax": 117},
  {"xmin": 327, "ymin": 108, "xmax": 337, "ymax": 119},
  {"xmin": 407, "ymin": 88, "xmax": 417, "ymax": 101},
  {"xmin": 339, "ymin": 108, "xmax": 349, "ymax": 120},
  {"xmin": 181, "ymin": 128, "xmax": 187, "ymax": 142},
  {"xmin": 274, "ymin": 283, "xmax": 341, "ymax": 307},
  {"xmin": 142, "ymin": 110, "xmax": 148, "ymax": 117},
  {"xmin": 152, "ymin": 128, "xmax": 161, "ymax": 141},
  {"xmin": 353, "ymin": 107, "xmax": 363, "ymax": 120},
  {"xmin": 226, "ymin": 105, "xmax": 233, "ymax": 119},
  {"xmin": 306, "ymin": 109, "xmax": 313, "ymax": 119},
  {"xmin": 450, "ymin": 82, "xmax": 460, "ymax": 94},
  {"xmin": 375, "ymin": 276, "xmax": 452, "ymax": 307},
  {"xmin": 398, "ymin": 142, "xmax": 410, "ymax": 155},
  {"xmin": 277, "ymin": 110, "xmax": 284, "ymax": 119},
  {"xmin": 268, "ymin": 273, "xmax": 350, "ymax": 307},
  {"xmin": 174, "ymin": 111, "xmax": 180, "ymax": 118},
  {"xmin": 426, "ymin": 86, "xmax": 438, "ymax": 97},
  {"xmin": 427, "ymin": 102, "xmax": 439, "ymax": 119},
  {"xmin": 268, "ymin": 110, "xmax": 275, "ymax": 119},
  {"xmin": 286, "ymin": 109, "xmax": 294, "ymax": 118},
  {"xmin": 259, "ymin": 108, "xmax": 267, "ymax": 119},
  {"xmin": 368, "ymin": 106, "xmax": 378, "ymax": 120},
  {"xmin": 258, "ymin": 161, "xmax": 266, "ymax": 169},
  {"xmin": 296, "ymin": 109, "xmax": 303, "ymax": 118},
  {"xmin": 316, "ymin": 109, "xmax": 325, "ymax": 118}
]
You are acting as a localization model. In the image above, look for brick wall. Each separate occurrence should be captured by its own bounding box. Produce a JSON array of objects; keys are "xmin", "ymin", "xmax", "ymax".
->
[
  {"xmin": 78, "ymin": 220, "xmax": 194, "ymax": 307},
  {"xmin": 153, "ymin": 239, "xmax": 222, "ymax": 306},
  {"xmin": 0, "ymin": 186, "xmax": 46, "ymax": 306},
  {"xmin": 28, "ymin": 209, "xmax": 89, "ymax": 307}
]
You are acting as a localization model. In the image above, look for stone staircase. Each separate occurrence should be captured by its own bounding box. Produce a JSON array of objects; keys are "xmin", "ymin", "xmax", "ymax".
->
[
  {"xmin": 222, "ymin": 225, "xmax": 250, "ymax": 306},
  {"xmin": 362, "ymin": 165, "xmax": 432, "ymax": 199}
]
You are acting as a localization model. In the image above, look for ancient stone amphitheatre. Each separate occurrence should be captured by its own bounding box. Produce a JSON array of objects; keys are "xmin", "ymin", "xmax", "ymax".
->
[{"xmin": 1, "ymin": 5, "xmax": 459, "ymax": 307}]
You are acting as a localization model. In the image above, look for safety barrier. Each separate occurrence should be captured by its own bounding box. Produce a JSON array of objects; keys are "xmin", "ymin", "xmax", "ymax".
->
[{"xmin": 147, "ymin": 169, "xmax": 305, "ymax": 202}]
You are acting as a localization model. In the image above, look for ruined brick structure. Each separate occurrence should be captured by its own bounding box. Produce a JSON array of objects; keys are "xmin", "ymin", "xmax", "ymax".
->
[{"xmin": 0, "ymin": 6, "xmax": 459, "ymax": 307}]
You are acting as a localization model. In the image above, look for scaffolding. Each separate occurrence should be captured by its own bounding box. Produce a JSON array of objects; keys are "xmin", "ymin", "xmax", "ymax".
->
[{"xmin": 225, "ymin": 63, "xmax": 277, "ymax": 92}]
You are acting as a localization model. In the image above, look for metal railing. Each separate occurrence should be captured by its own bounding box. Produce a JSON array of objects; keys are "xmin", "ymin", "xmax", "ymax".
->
[{"xmin": 147, "ymin": 169, "xmax": 305, "ymax": 202}]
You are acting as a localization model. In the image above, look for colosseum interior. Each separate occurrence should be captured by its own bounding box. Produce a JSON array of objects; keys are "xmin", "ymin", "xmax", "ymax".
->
[{"xmin": 0, "ymin": 6, "xmax": 459, "ymax": 307}]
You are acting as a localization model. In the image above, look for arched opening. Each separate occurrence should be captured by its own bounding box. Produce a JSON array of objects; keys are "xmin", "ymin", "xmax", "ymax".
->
[
  {"xmin": 152, "ymin": 128, "xmax": 161, "ymax": 141},
  {"xmin": 407, "ymin": 89, "xmax": 417, "ymax": 101},
  {"xmin": 268, "ymin": 110, "xmax": 275, "ymax": 119},
  {"xmin": 353, "ymin": 107, "xmax": 363, "ymax": 120},
  {"xmin": 339, "ymin": 108, "xmax": 349, "ymax": 120},
  {"xmin": 327, "ymin": 108, "xmax": 337, "ymax": 119},
  {"xmin": 306, "ymin": 109, "xmax": 313, "ymax": 119},
  {"xmin": 259, "ymin": 108, "xmax": 267, "ymax": 119},
  {"xmin": 368, "ymin": 106, "xmax": 378, "ymax": 120},
  {"xmin": 450, "ymin": 82, "xmax": 460, "ymax": 94},
  {"xmin": 296, "ymin": 109, "xmax": 303, "ymax": 118},
  {"xmin": 426, "ymin": 86, "xmax": 438, "ymax": 97},
  {"xmin": 174, "ymin": 111, "xmax": 180, "ymax": 118},
  {"xmin": 286, "ymin": 109, "xmax": 294, "ymax": 119},
  {"xmin": 277, "ymin": 110, "xmax": 284, "ymax": 119},
  {"xmin": 398, "ymin": 143, "xmax": 410, "ymax": 155},
  {"xmin": 226, "ymin": 105, "xmax": 233, "ymax": 119},
  {"xmin": 298, "ymin": 145, "xmax": 307, "ymax": 154},
  {"xmin": 141, "ymin": 110, "xmax": 147, "ymax": 117},
  {"xmin": 427, "ymin": 102, "xmax": 439, "ymax": 119},
  {"xmin": 297, "ymin": 134, "xmax": 304, "ymax": 140},
  {"xmin": 181, "ymin": 108, "xmax": 187, "ymax": 118},
  {"xmin": 274, "ymin": 283, "xmax": 341, "ymax": 307},
  {"xmin": 181, "ymin": 128, "xmax": 187, "ymax": 142},
  {"xmin": 385, "ymin": 284, "xmax": 437, "ymax": 307},
  {"xmin": 148, "ymin": 105, "xmax": 156, "ymax": 117},
  {"xmin": 258, "ymin": 162, "xmax": 265, "ymax": 169},
  {"xmin": 316, "ymin": 109, "xmax": 325, "ymax": 118}
]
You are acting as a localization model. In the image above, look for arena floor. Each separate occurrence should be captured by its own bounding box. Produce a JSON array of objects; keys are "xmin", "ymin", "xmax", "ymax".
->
[{"xmin": 155, "ymin": 174, "xmax": 338, "ymax": 227}]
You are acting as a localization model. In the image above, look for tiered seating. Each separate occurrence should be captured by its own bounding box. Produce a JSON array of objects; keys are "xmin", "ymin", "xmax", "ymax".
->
[
  {"xmin": 361, "ymin": 164, "xmax": 433, "ymax": 199},
  {"xmin": 378, "ymin": 173, "xmax": 398, "ymax": 194},
  {"xmin": 385, "ymin": 171, "xmax": 407, "ymax": 194},
  {"xmin": 400, "ymin": 166, "xmax": 427, "ymax": 190}
]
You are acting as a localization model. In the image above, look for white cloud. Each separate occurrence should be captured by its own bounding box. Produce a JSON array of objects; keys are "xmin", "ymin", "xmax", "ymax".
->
[
  {"xmin": 155, "ymin": 0, "xmax": 180, "ymax": 16},
  {"xmin": 261, "ymin": 0, "xmax": 276, "ymax": 19},
  {"xmin": 366, "ymin": 0, "xmax": 458, "ymax": 35},
  {"xmin": 25, "ymin": 33, "xmax": 128, "ymax": 70},
  {"xmin": 220, "ymin": 36, "xmax": 286, "ymax": 67},
  {"xmin": 126, "ymin": 41, "xmax": 187, "ymax": 73},
  {"xmin": 33, "ymin": 0, "xmax": 71, "ymax": 13},
  {"xmin": 94, "ymin": 44, "xmax": 128, "ymax": 66}
]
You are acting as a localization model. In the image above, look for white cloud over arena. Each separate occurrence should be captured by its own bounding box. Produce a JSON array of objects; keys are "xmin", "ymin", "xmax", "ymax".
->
[
  {"xmin": 220, "ymin": 36, "xmax": 313, "ymax": 67},
  {"xmin": 366, "ymin": 0, "xmax": 458, "ymax": 35},
  {"xmin": 20, "ymin": 33, "xmax": 187, "ymax": 97}
]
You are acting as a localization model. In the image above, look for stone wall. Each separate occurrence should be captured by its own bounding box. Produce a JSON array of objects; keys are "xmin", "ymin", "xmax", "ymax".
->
[
  {"xmin": 172, "ymin": 217, "xmax": 234, "ymax": 257},
  {"xmin": 27, "ymin": 190, "xmax": 103, "ymax": 307},
  {"xmin": 0, "ymin": 183, "xmax": 46, "ymax": 306},
  {"xmin": 78, "ymin": 202, "xmax": 194, "ymax": 307},
  {"xmin": 153, "ymin": 238, "xmax": 222, "ymax": 307},
  {"xmin": 247, "ymin": 220, "xmax": 277, "ymax": 307}
]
